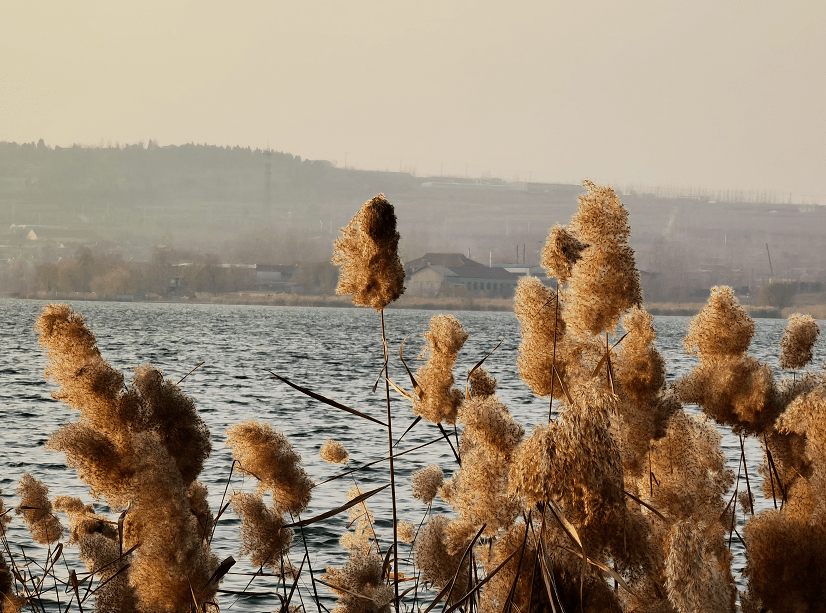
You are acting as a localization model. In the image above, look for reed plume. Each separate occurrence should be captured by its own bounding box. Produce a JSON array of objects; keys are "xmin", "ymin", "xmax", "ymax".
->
[
  {"xmin": 230, "ymin": 492, "xmax": 293, "ymax": 570},
  {"xmin": 467, "ymin": 366, "xmax": 497, "ymax": 398},
  {"xmin": 748, "ymin": 379, "xmax": 826, "ymax": 612},
  {"xmin": 411, "ymin": 465, "xmax": 444, "ymax": 505},
  {"xmin": 320, "ymin": 439, "xmax": 350, "ymax": 464},
  {"xmin": 414, "ymin": 515, "xmax": 469, "ymax": 602},
  {"xmin": 0, "ymin": 552, "xmax": 22, "ymax": 613},
  {"xmin": 15, "ymin": 474, "xmax": 62, "ymax": 545},
  {"xmin": 614, "ymin": 306, "xmax": 673, "ymax": 476},
  {"xmin": 323, "ymin": 546, "xmax": 392, "ymax": 613},
  {"xmin": 53, "ymin": 495, "xmax": 116, "ymax": 543},
  {"xmin": 397, "ymin": 520, "xmax": 415, "ymax": 544},
  {"xmin": 225, "ymin": 420, "xmax": 314, "ymax": 515},
  {"xmin": 665, "ymin": 519, "xmax": 736, "ymax": 613},
  {"xmin": 34, "ymin": 304, "xmax": 224, "ymax": 613},
  {"xmin": 615, "ymin": 307, "xmax": 666, "ymax": 404},
  {"xmin": 779, "ymin": 313, "xmax": 820, "ymax": 371},
  {"xmin": 676, "ymin": 287, "xmax": 781, "ymax": 433},
  {"xmin": 541, "ymin": 222, "xmax": 587, "ymax": 285},
  {"xmin": 333, "ymin": 193, "xmax": 405, "ymax": 311},
  {"xmin": 77, "ymin": 533, "xmax": 137, "ymax": 613},
  {"xmin": 412, "ymin": 314, "xmax": 468, "ymax": 425},
  {"xmin": 440, "ymin": 395, "xmax": 523, "ymax": 545},
  {"xmin": 121, "ymin": 433, "xmax": 220, "ymax": 613},
  {"xmin": 334, "ymin": 194, "xmax": 405, "ymax": 603},
  {"xmin": 510, "ymin": 387, "xmax": 624, "ymax": 539},
  {"xmin": 477, "ymin": 520, "xmax": 540, "ymax": 613},
  {"xmin": 683, "ymin": 285, "xmax": 754, "ymax": 359},
  {"xmin": 338, "ymin": 485, "xmax": 378, "ymax": 553},
  {"xmin": 324, "ymin": 488, "xmax": 391, "ymax": 613},
  {"xmin": 626, "ymin": 410, "xmax": 736, "ymax": 612},
  {"xmin": 676, "ymin": 355, "xmax": 780, "ymax": 434},
  {"xmin": 514, "ymin": 276, "xmax": 566, "ymax": 398},
  {"xmin": 0, "ymin": 490, "xmax": 12, "ymax": 534},
  {"xmin": 564, "ymin": 181, "xmax": 642, "ymax": 337},
  {"xmin": 456, "ymin": 395, "xmax": 524, "ymax": 457}
]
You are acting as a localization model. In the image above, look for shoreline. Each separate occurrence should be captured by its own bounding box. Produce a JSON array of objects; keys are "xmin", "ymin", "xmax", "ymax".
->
[{"xmin": 5, "ymin": 291, "xmax": 822, "ymax": 319}]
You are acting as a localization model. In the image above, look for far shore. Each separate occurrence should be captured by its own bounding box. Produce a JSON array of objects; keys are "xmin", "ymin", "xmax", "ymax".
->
[{"xmin": 7, "ymin": 290, "xmax": 826, "ymax": 320}]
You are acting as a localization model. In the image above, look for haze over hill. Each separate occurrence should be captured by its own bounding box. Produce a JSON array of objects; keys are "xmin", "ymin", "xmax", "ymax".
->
[{"xmin": 2, "ymin": 141, "xmax": 825, "ymax": 304}]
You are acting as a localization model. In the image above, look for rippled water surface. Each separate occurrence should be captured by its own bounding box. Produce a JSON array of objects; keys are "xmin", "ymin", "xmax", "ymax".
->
[{"xmin": 1, "ymin": 299, "xmax": 818, "ymax": 611}]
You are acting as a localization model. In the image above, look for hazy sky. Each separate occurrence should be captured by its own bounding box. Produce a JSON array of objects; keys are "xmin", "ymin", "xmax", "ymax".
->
[{"xmin": 2, "ymin": 1, "xmax": 824, "ymax": 200}]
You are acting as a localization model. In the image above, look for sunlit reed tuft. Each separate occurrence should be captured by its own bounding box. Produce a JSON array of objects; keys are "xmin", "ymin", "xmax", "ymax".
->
[
  {"xmin": 412, "ymin": 314, "xmax": 468, "ymax": 424},
  {"xmin": 468, "ymin": 366, "xmax": 497, "ymax": 398},
  {"xmin": 333, "ymin": 193, "xmax": 405, "ymax": 311},
  {"xmin": 541, "ymin": 222, "xmax": 587, "ymax": 285},
  {"xmin": 320, "ymin": 439, "xmax": 350, "ymax": 464},
  {"xmin": 397, "ymin": 520, "xmax": 415, "ymax": 544},
  {"xmin": 411, "ymin": 465, "xmax": 443, "ymax": 505},
  {"xmin": 231, "ymin": 492, "xmax": 293, "ymax": 570},
  {"xmin": 225, "ymin": 420, "xmax": 314, "ymax": 514},
  {"xmin": 15, "ymin": 474, "xmax": 62, "ymax": 545},
  {"xmin": 564, "ymin": 181, "xmax": 642, "ymax": 337},
  {"xmin": 414, "ymin": 515, "xmax": 469, "ymax": 601},
  {"xmin": 514, "ymin": 276, "xmax": 566, "ymax": 397},
  {"xmin": 683, "ymin": 285, "xmax": 754, "ymax": 359},
  {"xmin": 779, "ymin": 313, "xmax": 820, "ymax": 371}
]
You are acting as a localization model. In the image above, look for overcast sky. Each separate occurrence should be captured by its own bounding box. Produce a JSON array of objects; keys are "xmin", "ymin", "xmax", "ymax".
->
[{"xmin": 2, "ymin": 1, "xmax": 824, "ymax": 200}]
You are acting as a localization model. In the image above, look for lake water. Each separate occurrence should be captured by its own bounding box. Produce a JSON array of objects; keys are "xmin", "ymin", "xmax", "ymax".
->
[{"xmin": 1, "ymin": 299, "xmax": 815, "ymax": 611}]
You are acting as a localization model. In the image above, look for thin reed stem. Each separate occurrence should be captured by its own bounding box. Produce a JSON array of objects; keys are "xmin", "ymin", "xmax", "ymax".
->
[
  {"xmin": 209, "ymin": 460, "xmax": 236, "ymax": 547},
  {"xmin": 764, "ymin": 433, "xmax": 777, "ymax": 509},
  {"xmin": 739, "ymin": 434, "xmax": 755, "ymax": 515},
  {"xmin": 380, "ymin": 309, "xmax": 400, "ymax": 608},
  {"xmin": 296, "ymin": 517, "xmax": 323, "ymax": 613},
  {"xmin": 548, "ymin": 294, "xmax": 558, "ymax": 422},
  {"xmin": 728, "ymin": 453, "xmax": 742, "ymax": 550}
]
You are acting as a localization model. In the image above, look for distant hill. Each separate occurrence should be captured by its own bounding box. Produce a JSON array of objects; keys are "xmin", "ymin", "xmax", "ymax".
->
[{"xmin": 2, "ymin": 141, "xmax": 826, "ymax": 303}]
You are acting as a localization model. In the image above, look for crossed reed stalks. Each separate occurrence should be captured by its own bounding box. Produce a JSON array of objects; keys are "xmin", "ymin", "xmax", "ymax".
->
[{"xmin": 2, "ymin": 184, "xmax": 825, "ymax": 613}]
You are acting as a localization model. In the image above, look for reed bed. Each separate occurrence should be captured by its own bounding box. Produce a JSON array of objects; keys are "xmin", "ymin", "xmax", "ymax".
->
[{"xmin": 2, "ymin": 183, "xmax": 824, "ymax": 613}]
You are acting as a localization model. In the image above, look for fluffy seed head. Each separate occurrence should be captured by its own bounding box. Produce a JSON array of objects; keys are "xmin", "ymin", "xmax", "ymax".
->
[
  {"xmin": 675, "ymin": 355, "xmax": 780, "ymax": 434},
  {"xmin": 53, "ymin": 495, "xmax": 116, "ymax": 543},
  {"xmin": 397, "ymin": 521, "xmax": 415, "ymax": 544},
  {"xmin": 665, "ymin": 519, "xmax": 736, "ymax": 613},
  {"xmin": 323, "ymin": 546, "xmax": 388, "ymax": 613},
  {"xmin": 684, "ymin": 286, "xmax": 754, "ymax": 360},
  {"xmin": 563, "ymin": 181, "xmax": 642, "ymax": 337},
  {"xmin": 468, "ymin": 366, "xmax": 497, "ymax": 398},
  {"xmin": 333, "ymin": 194, "xmax": 405, "ymax": 311},
  {"xmin": 514, "ymin": 276, "xmax": 566, "ymax": 397},
  {"xmin": 457, "ymin": 396, "xmax": 524, "ymax": 456},
  {"xmin": 779, "ymin": 314, "xmax": 820, "ymax": 371},
  {"xmin": 231, "ymin": 493, "xmax": 293, "ymax": 570},
  {"xmin": 225, "ymin": 421, "xmax": 314, "ymax": 514},
  {"xmin": 16, "ymin": 474, "xmax": 63, "ymax": 544},
  {"xmin": 616, "ymin": 306, "xmax": 666, "ymax": 402},
  {"xmin": 411, "ymin": 465, "xmax": 444, "ymax": 504},
  {"xmin": 412, "ymin": 315, "xmax": 468, "ymax": 424},
  {"xmin": 541, "ymin": 223, "xmax": 587, "ymax": 285},
  {"xmin": 320, "ymin": 439, "xmax": 350, "ymax": 464},
  {"xmin": 414, "ymin": 515, "xmax": 469, "ymax": 601}
]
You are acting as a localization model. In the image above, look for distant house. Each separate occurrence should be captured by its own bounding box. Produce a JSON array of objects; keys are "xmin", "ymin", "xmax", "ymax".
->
[
  {"xmin": 405, "ymin": 253, "xmax": 520, "ymax": 297},
  {"xmin": 405, "ymin": 253, "xmax": 483, "ymax": 276}
]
